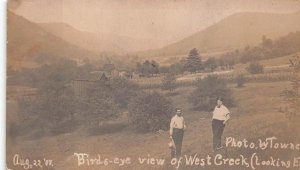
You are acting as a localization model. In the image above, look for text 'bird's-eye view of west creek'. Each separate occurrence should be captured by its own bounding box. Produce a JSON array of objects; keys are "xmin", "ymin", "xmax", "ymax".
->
[{"xmin": 5, "ymin": 0, "xmax": 300, "ymax": 169}]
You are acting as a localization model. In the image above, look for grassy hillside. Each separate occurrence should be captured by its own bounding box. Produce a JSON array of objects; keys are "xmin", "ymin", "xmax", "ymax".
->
[{"xmin": 6, "ymin": 81, "xmax": 298, "ymax": 170}]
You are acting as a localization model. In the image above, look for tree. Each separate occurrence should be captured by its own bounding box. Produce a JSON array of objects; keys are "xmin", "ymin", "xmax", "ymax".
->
[
  {"xmin": 150, "ymin": 60, "xmax": 160, "ymax": 75},
  {"xmin": 205, "ymin": 57, "xmax": 217, "ymax": 71},
  {"xmin": 142, "ymin": 60, "xmax": 151, "ymax": 76},
  {"xmin": 136, "ymin": 62, "xmax": 143, "ymax": 73},
  {"xmin": 110, "ymin": 77, "xmax": 139, "ymax": 107},
  {"xmin": 261, "ymin": 35, "xmax": 273, "ymax": 49},
  {"xmin": 246, "ymin": 62, "xmax": 264, "ymax": 74},
  {"xmin": 136, "ymin": 60, "xmax": 160, "ymax": 76},
  {"xmin": 103, "ymin": 63, "xmax": 115, "ymax": 74},
  {"xmin": 184, "ymin": 48, "xmax": 203, "ymax": 73},
  {"xmin": 79, "ymin": 80, "xmax": 119, "ymax": 127},
  {"xmin": 128, "ymin": 92, "xmax": 174, "ymax": 132},
  {"xmin": 159, "ymin": 66, "xmax": 170, "ymax": 74},
  {"xmin": 218, "ymin": 58, "xmax": 226, "ymax": 70},
  {"xmin": 36, "ymin": 59, "xmax": 80, "ymax": 91},
  {"xmin": 236, "ymin": 74, "xmax": 246, "ymax": 88},
  {"xmin": 189, "ymin": 75, "xmax": 234, "ymax": 111},
  {"xmin": 280, "ymin": 56, "xmax": 300, "ymax": 133},
  {"xmin": 169, "ymin": 59, "xmax": 185, "ymax": 75},
  {"xmin": 162, "ymin": 73, "xmax": 177, "ymax": 92},
  {"xmin": 17, "ymin": 59, "xmax": 80, "ymax": 135}
]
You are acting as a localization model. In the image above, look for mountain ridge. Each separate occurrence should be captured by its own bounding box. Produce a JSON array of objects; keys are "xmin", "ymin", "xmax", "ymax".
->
[
  {"xmin": 136, "ymin": 11, "xmax": 300, "ymax": 58},
  {"xmin": 38, "ymin": 22, "xmax": 163, "ymax": 54},
  {"xmin": 7, "ymin": 10, "xmax": 99, "ymax": 70}
]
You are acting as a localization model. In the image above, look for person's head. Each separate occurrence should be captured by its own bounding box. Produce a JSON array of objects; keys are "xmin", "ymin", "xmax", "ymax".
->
[
  {"xmin": 175, "ymin": 108, "xmax": 182, "ymax": 116},
  {"xmin": 216, "ymin": 97, "xmax": 224, "ymax": 107}
]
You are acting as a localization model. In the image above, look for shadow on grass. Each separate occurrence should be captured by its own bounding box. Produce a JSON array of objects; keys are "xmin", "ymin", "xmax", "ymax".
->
[
  {"xmin": 88, "ymin": 122, "xmax": 128, "ymax": 136},
  {"xmin": 165, "ymin": 92, "xmax": 179, "ymax": 97},
  {"xmin": 20, "ymin": 120, "xmax": 80, "ymax": 140},
  {"xmin": 49, "ymin": 120, "xmax": 79, "ymax": 136}
]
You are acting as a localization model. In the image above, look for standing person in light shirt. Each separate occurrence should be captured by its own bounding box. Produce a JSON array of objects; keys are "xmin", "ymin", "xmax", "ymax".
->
[
  {"xmin": 212, "ymin": 97, "xmax": 230, "ymax": 151},
  {"xmin": 170, "ymin": 108, "xmax": 186, "ymax": 157}
]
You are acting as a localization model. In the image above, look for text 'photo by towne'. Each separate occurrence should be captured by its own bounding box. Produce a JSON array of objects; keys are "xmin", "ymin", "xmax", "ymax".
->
[{"xmin": 6, "ymin": 0, "xmax": 300, "ymax": 169}]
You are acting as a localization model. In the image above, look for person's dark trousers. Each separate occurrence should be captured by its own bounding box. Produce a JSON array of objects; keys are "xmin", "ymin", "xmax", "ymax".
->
[
  {"xmin": 212, "ymin": 119, "xmax": 225, "ymax": 150},
  {"xmin": 172, "ymin": 128, "xmax": 184, "ymax": 156},
  {"xmin": 171, "ymin": 147, "xmax": 176, "ymax": 158}
]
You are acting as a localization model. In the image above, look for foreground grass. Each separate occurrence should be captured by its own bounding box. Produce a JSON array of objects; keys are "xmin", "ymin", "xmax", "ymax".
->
[{"xmin": 6, "ymin": 81, "xmax": 299, "ymax": 170}]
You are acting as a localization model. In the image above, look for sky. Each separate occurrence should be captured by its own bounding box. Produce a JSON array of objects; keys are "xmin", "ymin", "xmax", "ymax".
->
[{"xmin": 8, "ymin": 0, "xmax": 300, "ymax": 46}]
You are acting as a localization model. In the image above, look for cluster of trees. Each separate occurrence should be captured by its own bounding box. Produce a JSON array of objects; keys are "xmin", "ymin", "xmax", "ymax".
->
[
  {"xmin": 15, "ymin": 58, "xmax": 175, "ymax": 136},
  {"xmin": 109, "ymin": 84, "xmax": 174, "ymax": 133},
  {"xmin": 163, "ymin": 31, "xmax": 300, "ymax": 75},
  {"xmin": 157, "ymin": 48, "xmax": 206, "ymax": 75},
  {"xmin": 246, "ymin": 62, "xmax": 264, "ymax": 74},
  {"xmin": 16, "ymin": 59, "xmax": 86, "ymax": 135},
  {"xmin": 74, "ymin": 77, "xmax": 139, "ymax": 128},
  {"xmin": 280, "ymin": 56, "xmax": 300, "ymax": 134},
  {"xmin": 159, "ymin": 48, "xmax": 235, "ymax": 75},
  {"xmin": 190, "ymin": 31, "xmax": 300, "ymax": 73},
  {"xmin": 8, "ymin": 58, "xmax": 94, "ymax": 87},
  {"xmin": 159, "ymin": 59, "xmax": 186, "ymax": 75},
  {"xmin": 218, "ymin": 31, "xmax": 300, "ymax": 65},
  {"xmin": 240, "ymin": 32, "xmax": 300, "ymax": 63},
  {"xmin": 136, "ymin": 60, "xmax": 160, "ymax": 76},
  {"xmin": 135, "ymin": 48, "xmax": 219, "ymax": 76}
]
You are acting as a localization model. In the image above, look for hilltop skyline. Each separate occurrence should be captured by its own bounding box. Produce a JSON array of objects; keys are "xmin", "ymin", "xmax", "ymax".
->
[{"xmin": 9, "ymin": 0, "xmax": 300, "ymax": 48}]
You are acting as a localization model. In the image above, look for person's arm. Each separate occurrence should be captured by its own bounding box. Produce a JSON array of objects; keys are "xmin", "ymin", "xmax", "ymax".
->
[
  {"xmin": 223, "ymin": 107, "xmax": 230, "ymax": 124},
  {"xmin": 183, "ymin": 118, "xmax": 187, "ymax": 130},
  {"xmin": 226, "ymin": 113, "xmax": 230, "ymax": 120},
  {"xmin": 170, "ymin": 118, "xmax": 174, "ymax": 138},
  {"xmin": 212, "ymin": 106, "xmax": 216, "ymax": 119},
  {"xmin": 223, "ymin": 113, "xmax": 230, "ymax": 124}
]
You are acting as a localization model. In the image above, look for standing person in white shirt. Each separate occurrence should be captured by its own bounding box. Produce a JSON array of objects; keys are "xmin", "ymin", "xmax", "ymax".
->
[
  {"xmin": 212, "ymin": 97, "xmax": 230, "ymax": 151},
  {"xmin": 170, "ymin": 108, "xmax": 186, "ymax": 157}
]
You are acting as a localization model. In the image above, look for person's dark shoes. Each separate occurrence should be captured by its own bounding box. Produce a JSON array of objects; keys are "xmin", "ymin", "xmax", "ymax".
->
[
  {"xmin": 216, "ymin": 145, "xmax": 223, "ymax": 150},
  {"xmin": 213, "ymin": 145, "xmax": 223, "ymax": 152},
  {"xmin": 171, "ymin": 149, "xmax": 176, "ymax": 158}
]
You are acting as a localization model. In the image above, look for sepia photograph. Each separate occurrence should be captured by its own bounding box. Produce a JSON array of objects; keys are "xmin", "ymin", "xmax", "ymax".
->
[{"xmin": 6, "ymin": 0, "xmax": 300, "ymax": 169}]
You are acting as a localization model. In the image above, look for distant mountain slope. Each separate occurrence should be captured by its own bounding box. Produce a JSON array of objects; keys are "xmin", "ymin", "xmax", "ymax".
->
[
  {"xmin": 38, "ymin": 22, "xmax": 126, "ymax": 54},
  {"xmin": 39, "ymin": 23, "xmax": 159, "ymax": 54},
  {"xmin": 138, "ymin": 11, "xmax": 300, "ymax": 58},
  {"xmin": 7, "ymin": 11, "xmax": 98, "ymax": 70}
]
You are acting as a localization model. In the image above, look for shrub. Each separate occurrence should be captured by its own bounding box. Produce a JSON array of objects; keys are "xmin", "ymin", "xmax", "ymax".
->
[
  {"xmin": 280, "ymin": 56, "xmax": 300, "ymax": 134},
  {"xmin": 189, "ymin": 75, "xmax": 234, "ymax": 111},
  {"xmin": 246, "ymin": 62, "xmax": 264, "ymax": 74},
  {"xmin": 76, "ymin": 77, "xmax": 140, "ymax": 126},
  {"xmin": 236, "ymin": 74, "xmax": 246, "ymax": 88},
  {"xmin": 77, "ymin": 80, "xmax": 122, "ymax": 127},
  {"xmin": 128, "ymin": 91, "xmax": 174, "ymax": 132},
  {"xmin": 109, "ymin": 77, "xmax": 140, "ymax": 107},
  {"xmin": 17, "ymin": 85, "xmax": 78, "ymax": 136},
  {"xmin": 162, "ymin": 73, "xmax": 177, "ymax": 91},
  {"xmin": 16, "ymin": 60, "xmax": 130, "ymax": 136},
  {"xmin": 169, "ymin": 61, "xmax": 185, "ymax": 75}
]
